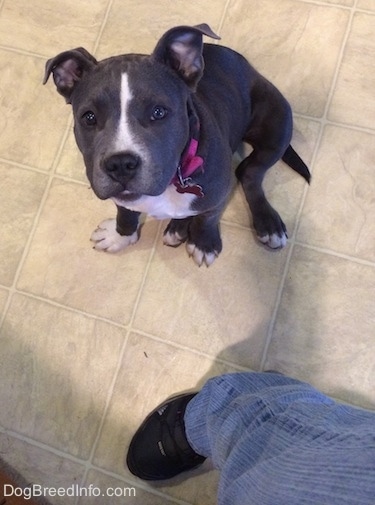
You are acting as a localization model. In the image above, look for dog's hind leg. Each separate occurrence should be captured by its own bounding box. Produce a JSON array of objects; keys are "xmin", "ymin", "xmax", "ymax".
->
[{"xmin": 236, "ymin": 147, "xmax": 289, "ymax": 249}]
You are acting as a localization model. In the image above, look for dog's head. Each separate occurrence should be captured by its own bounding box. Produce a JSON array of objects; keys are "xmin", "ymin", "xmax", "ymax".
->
[{"xmin": 44, "ymin": 24, "xmax": 219, "ymax": 201}]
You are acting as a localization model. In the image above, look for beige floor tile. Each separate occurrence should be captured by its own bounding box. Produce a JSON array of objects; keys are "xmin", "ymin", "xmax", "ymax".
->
[
  {"xmin": 0, "ymin": 50, "xmax": 69, "ymax": 169},
  {"xmin": 55, "ymin": 129, "xmax": 88, "ymax": 183},
  {"xmin": 93, "ymin": 332, "xmax": 230, "ymax": 504},
  {"xmin": 96, "ymin": 0, "xmax": 228, "ymax": 58},
  {"xmin": 0, "ymin": 0, "xmax": 108, "ymax": 56},
  {"xmin": 79, "ymin": 469, "xmax": 177, "ymax": 504},
  {"xmin": 0, "ymin": 288, "xmax": 9, "ymax": 315},
  {"xmin": 325, "ymin": 0, "xmax": 354, "ymax": 4},
  {"xmin": 152, "ymin": 463, "xmax": 219, "ymax": 505},
  {"xmin": 221, "ymin": 0, "xmax": 349, "ymax": 117},
  {"xmin": 221, "ymin": 180, "xmax": 250, "ymax": 229},
  {"xmin": 264, "ymin": 245, "xmax": 375, "ymax": 409},
  {"xmin": 0, "ymin": 163, "xmax": 47, "ymax": 287},
  {"xmin": 322, "ymin": 0, "xmax": 354, "ymax": 5},
  {"xmin": 357, "ymin": 0, "xmax": 375, "ymax": 11},
  {"xmin": 17, "ymin": 179, "xmax": 159, "ymax": 324},
  {"xmin": 0, "ymin": 294, "xmax": 126, "ymax": 458},
  {"xmin": 0, "ymin": 433, "xmax": 84, "ymax": 505},
  {"xmin": 133, "ymin": 224, "xmax": 289, "ymax": 368},
  {"xmin": 297, "ymin": 125, "xmax": 375, "ymax": 262},
  {"xmin": 329, "ymin": 12, "xmax": 375, "ymax": 128}
]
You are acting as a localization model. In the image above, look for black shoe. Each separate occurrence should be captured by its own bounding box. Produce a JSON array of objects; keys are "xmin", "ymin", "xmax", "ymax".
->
[{"xmin": 126, "ymin": 393, "xmax": 206, "ymax": 480}]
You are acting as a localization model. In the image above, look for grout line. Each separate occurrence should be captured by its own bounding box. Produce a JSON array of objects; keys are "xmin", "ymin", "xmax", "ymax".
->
[
  {"xmin": 320, "ymin": 0, "xmax": 359, "ymax": 122},
  {"xmin": 0, "ymin": 113, "xmax": 75, "ymax": 331},
  {"xmin": 126, "ymin": 220, "xmax": 164, "ymax": 328},
  {"xmin": 295, "ymin": 0, "xmax": 358, "ymax": 10},
  {"xmin": 258, "ymin": 0, "xmax": 360, "ymax": 370},
  {"xmin": 258, "ymin": 118, "xmax": 324, "ymax": 369},
  {"xmin": 0, "ymin": 157, "xmax": 52, "ymax": 174},
  {"xmin": 0, "ymin": 427, "xmax": 192, "ymax": 505},
  {"xmin": 0, "ymin": 184, "xmax": 53, "ymax": 330},
  {"xmin": 0, "ymin": 159, "xmax": 89, "ymax": 186},
  {"xmin": 77, "ymin": 326, "xmax": 132, "ymax": 500},
  {"xmin": 294, "ymin": 241, "xmax": 375, "ymax": 267},
  {"xmin": 258, "ymin": 241, "xmax": 297, "ymax": 370},
  {"xmin": 1, "ymin": 281, "xmax": 254, "ymax": 372},
  {"xmin": 129, "ymin": 327, "xmax": 254, "ymax": 372},
  {"xmin": 0, "ymin": 45, "xmax": 47, "ymax": 59},
  {"xmin": 291, "ymin": 0, "xmax": 360, "ymax": 243},
  {"xmin": 76, "ymin": 221, "xmax": 164, "ymax": 499},
  {"xmin": 0, "ymin": 426, "xmax": 86, "ymax": 466},
  {"xmin": 4, "ymin": 290, "xmax": 131, "ymax": 328},
  {"xmin": 92, "ymin": 0, "xmax": 115, "ymax": 56},
  {"xmin": 86, "ymin": 466, "xmax": 193, "ymax": 505},
  {"xmin": 9, "ymin": 116, "xmax": 73, "ymax": 274},
  {"xmin": 217, "ymin": 0, "xmax": 232, "ymax": 35},
  {"xmin": 297, "ymin": 0, "xmax": 375, "ymax": 16},
  {"xmin": 293, "ymin": 113, "xmax": 375, "ymax": 136}
]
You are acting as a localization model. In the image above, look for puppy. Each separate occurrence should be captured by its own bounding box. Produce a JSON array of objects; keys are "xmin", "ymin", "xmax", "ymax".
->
[{"xmin": 44, "ymin": 23, "xmax": 310, "ymax": 266}]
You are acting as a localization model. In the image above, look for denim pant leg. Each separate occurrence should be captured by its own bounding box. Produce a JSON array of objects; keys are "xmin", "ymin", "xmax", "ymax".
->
[{"xmin": 184, "ymin": 372, "xmax": 375, "ymax": 505}]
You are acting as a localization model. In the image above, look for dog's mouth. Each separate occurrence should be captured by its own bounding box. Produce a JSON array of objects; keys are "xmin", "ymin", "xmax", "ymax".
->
[{"xmin": 111, "ymin": 190, "xmax": 142, "ymax": 203}]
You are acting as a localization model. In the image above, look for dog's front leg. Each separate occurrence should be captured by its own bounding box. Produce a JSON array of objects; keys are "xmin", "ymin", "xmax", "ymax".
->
[
  {"xmin": 186, "ymin": 212, "xmax": 223, "ymax": 267},
  {"xmin": 90, "ymin": 205, "xmax": 140, "ymax": 253}
]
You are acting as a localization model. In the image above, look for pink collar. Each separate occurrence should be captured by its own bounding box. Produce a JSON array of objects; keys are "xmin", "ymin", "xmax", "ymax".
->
[
  {"xmin": 180, "ymin": 138, "xmax": 203, "ymax": 178},
  {"xmin": 173, "ymin": 137, "xmax": 204, "ymax": 197}
]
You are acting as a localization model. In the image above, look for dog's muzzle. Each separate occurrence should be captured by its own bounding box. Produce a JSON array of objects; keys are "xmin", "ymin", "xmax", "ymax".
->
[{"xmin": 103, "ymin": 151, "xmax": 141, "ymax": 183}]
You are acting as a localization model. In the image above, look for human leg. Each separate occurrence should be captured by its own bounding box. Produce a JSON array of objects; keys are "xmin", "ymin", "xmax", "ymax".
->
[{"xmin": 185, "ymin": 372, "xmax": 375, "ymax": 505}]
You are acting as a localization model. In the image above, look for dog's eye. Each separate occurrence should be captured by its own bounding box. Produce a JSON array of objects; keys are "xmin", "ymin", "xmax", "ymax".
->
[
  {"xmin": 82, "ymin": 111, "xmax": 97, "ymax": 126},
  {"xmin": 151, "ymin": 106, "xmax": 167, "ymax": 121}
]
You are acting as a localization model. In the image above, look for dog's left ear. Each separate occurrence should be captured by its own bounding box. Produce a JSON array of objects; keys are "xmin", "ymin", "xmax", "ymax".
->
[{"xmin": 152, "ymin": 23, "xmax": 220, "ymax": 89}]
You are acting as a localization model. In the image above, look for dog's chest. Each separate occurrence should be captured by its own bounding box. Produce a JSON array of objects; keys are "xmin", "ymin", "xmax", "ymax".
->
[{"xmin": 113, "ymin": 184, "xmax": 199, "ymax": 220}]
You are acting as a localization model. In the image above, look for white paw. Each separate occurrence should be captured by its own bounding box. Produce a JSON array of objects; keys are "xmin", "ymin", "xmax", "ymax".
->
[
  {"xmin": 90, "ymin": 219, "xmax": 139, "ymax": 253},
  {"xmin": 163, "ymin": 230, "xmax": 184, "ymax": 247},
  {"xmin": 257, "ymin": 232, "xmax": 287, "ymax": 249},
  {"xmin": 186, "ymin": 243, "xmax": 218, "ymax": 267}
]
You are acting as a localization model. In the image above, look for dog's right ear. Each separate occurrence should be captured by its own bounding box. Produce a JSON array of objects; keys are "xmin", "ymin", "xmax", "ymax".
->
[{"xmin": 43, "ymin": 48, "xmax": 97, "ymax": 103}]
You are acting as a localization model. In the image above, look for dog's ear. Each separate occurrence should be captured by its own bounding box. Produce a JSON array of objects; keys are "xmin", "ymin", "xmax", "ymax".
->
[
  {"xmin": 43, "ymin": 48, "xmax": 98, "ymax": 103},
  {"xmin": 152, "ymin": 24, "xmax": 220, "ymax": 90}
]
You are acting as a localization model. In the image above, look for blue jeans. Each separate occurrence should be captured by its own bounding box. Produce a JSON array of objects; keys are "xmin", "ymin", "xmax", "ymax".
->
[{"xmin": 185, "ymin": 372, "xmax": 375, "ymax": 505}]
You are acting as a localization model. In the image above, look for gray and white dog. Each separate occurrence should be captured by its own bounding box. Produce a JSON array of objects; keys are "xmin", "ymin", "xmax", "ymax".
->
[{"xmin": 44, "ymin": 24, "xmax": 310, "ymax": 267}]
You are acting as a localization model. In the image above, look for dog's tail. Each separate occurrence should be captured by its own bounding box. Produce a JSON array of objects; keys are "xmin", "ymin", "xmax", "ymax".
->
[{"xmin": 282, "ymin": 145, "xmax": 311, "ymax": 184}]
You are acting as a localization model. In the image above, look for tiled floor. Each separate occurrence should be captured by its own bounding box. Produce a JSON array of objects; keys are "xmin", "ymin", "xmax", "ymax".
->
[{"xmin": 0, "ymin": 0, "xmax": 375, "ymax": 503}]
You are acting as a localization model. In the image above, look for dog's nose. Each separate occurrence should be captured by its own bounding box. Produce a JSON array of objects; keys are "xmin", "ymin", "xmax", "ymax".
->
[{"xmin": 104, "ymin": 152, "xmax": 140, "ymax": 177}]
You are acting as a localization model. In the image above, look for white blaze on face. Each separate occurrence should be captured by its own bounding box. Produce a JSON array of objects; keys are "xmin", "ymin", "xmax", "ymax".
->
[{"xmin": 113, "ymin": 72, "xmax": 145, "ymax": 157}]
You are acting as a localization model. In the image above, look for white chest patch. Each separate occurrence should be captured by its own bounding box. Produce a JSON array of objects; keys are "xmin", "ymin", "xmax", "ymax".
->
[{"xmin": 112, "ymin": 185, "xmax": 198, "ymax": 220}]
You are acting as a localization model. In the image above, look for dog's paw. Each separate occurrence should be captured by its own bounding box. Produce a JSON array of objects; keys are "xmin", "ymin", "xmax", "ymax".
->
[
  {"xmin": 253, "ymin": 205, "xmax": 288, "ymax": 250},
  {"xmin": 186, "ymin": 243, "xmax": 219, "ymax": 267},
  {"xmin": 90, "ymin": 219, "xmax": 138, "ymax": 253},
  {"xmin": 163, "ymin": 230, "xmax": 185, "ymax": 247},
  {"xmin": 257, "ymin": 232, "xmax": 287, "ymax": 249},
  {"xmin": 163, "ymin": 219, "xmax": 190, "ymax": 248}
]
